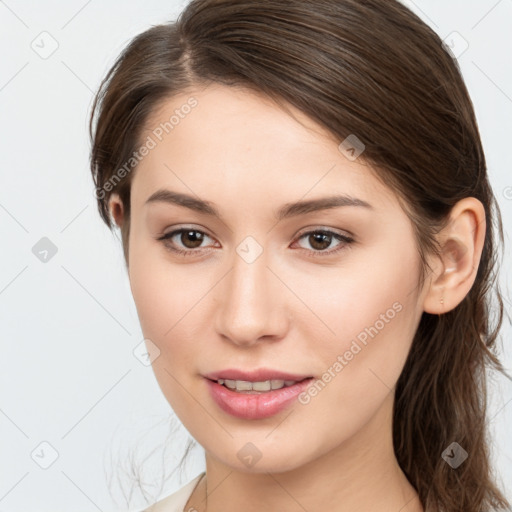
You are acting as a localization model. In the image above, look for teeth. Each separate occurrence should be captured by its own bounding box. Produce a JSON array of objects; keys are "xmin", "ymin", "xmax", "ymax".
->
[
  {"xmin": 252, "ymin": 380, "xmax": 271, "ymax": 391},
  {"xmin": 217, "ymin": 379, "xmax": 299, "ymax": 391},
  {"xmin": 271, "ymin": 380, "xmax": 285, "ymax": 390}
]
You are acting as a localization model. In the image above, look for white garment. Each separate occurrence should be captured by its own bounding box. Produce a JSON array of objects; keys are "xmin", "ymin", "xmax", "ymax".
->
[{"xmin": 140, "ymin": 472, "xmax": 205, "ymax": 512}]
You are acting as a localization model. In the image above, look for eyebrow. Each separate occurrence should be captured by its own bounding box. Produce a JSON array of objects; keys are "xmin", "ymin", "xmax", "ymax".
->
[{"xmin": 145, "ymin": 189, "xmax": 373, "ymax": 221}]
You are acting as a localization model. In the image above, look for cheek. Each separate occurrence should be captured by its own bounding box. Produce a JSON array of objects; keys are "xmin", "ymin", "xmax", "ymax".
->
[
  {"xmin": 293, "ymin": 240, "xmax": 419, "ymax": 353},
  {"xmin": 129, "ymin": 263, "xmax": 171, "ymax": 344},
  {"xmin": 297, "ymin": 242, "xmax": 421, "ymax": 397},
  {"xmin": 128, "ymin": 249, "xmax": 206, "ymax": 414},
  {"xmin": 128, "ymin": 242, "xmax": 200, "ymax": 344},
  {"xmin": 289, "ymin": 282, "xmax": 419, "ymax": 455}
]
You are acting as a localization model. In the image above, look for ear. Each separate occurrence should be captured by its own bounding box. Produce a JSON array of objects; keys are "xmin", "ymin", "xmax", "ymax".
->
[
  {"xmin": 423, "ymin": 197, "xmax": 486, "ymax": 315},
  {"xmin": 108, "ymin": 193, "xmax": 125, "ymax": 229}
]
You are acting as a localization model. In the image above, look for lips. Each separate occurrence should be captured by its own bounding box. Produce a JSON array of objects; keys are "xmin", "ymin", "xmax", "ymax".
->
[
  {"xmin": 206, "ymin": 377, "xmax": 315, "ymax": 420},
  {"xmin": 204, "ymin": 368, "xmax": 314, "ymax": 420},
  {"xmin": 203, "ymin": 368, "xmax": 312, "ymax": 382}
]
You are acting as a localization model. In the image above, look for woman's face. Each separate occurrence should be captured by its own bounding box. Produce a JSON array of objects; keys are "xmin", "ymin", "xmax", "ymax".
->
[{"xmin": 125, "ymin": 83, "xmax": 429, "ymax": 472}]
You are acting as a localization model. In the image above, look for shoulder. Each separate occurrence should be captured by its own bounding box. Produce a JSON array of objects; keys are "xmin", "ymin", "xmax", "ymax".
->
[{"xmin": 139, "ymin": 472, "xmax": 205, "ymax": 512}]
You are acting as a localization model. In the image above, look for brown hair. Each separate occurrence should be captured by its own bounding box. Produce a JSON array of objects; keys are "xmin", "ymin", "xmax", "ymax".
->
[{"xmin": 89, "ymin": 0, "xmax": 511, "ymax": 509}]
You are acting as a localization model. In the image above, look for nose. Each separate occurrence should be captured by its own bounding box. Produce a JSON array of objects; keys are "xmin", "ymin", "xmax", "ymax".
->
[{"xmin": 214, "ymin": 251, "xmax": 289, "ymax": 348}]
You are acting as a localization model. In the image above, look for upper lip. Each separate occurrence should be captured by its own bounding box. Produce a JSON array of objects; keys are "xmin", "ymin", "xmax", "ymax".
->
[{"xmin": 203, "ymin": 368, "xmax": 313, "ymax": 382}]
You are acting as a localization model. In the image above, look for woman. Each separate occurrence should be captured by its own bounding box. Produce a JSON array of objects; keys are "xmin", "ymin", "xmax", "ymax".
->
[{"xmin": 89, "ymin": 0, "xmax": 511, "ymax": 510}]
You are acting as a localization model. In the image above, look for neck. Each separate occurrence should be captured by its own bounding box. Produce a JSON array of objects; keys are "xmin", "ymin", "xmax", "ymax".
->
[{"xmin": 185, "ymin": 392, "xmax": 423, "ymax": 512}]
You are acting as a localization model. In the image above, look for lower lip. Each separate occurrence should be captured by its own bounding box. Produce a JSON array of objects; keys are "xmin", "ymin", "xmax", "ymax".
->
[{"xmin": 205, "ymin": 378, "xmax": 314, "ymax": 420}]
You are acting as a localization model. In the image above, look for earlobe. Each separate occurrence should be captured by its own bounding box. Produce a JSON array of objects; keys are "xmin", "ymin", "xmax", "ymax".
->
[
  {"xmin": 109, "ymin": 193, "xmax": 125, "ymax": 228},
  {"xmin": 423, "ymin": 197, "xmax": 486, "ymax": 315}
]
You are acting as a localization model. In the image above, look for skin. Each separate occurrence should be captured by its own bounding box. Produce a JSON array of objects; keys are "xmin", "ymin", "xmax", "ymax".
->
[{"xmin": 109, "ymin": 83, "xmax": 485, "ymax": 512}]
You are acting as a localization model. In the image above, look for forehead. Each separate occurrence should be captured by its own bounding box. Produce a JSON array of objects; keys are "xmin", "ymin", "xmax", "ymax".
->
[{"xmin": 131, "ymin": 83, "xmax": 399, "ymax": 213}]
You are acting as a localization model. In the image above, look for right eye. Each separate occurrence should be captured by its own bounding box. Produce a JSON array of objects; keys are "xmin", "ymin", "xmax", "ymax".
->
[{"xmin": 158, "ymin": 227, "xmax": 216, "ymax": 256}]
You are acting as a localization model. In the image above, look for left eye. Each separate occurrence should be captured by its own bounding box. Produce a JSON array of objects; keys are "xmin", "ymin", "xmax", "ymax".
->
[
  {"xmin": 293, "ymin": 230, "xmax": 353, "ymax": 255},
  {"xmin": 158, "ymin": 228, "xmax": 353, "ymax": 257}
]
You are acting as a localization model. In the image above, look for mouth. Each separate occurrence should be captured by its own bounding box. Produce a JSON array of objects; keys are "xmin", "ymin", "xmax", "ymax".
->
[
  {"xmin": 204, "ymin": 375, "xmax": 315, "ymax": 420},
  {"xmin": 210, "ymin": 377, "xmax": 311, "ymax": 394}
]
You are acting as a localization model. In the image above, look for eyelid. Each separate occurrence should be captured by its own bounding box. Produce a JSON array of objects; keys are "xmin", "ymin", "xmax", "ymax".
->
[
  {"xmin": 159, "ymin": 224, "xmax": 352, "ymax": 240},
  {"xmin": 158, "ymin": 225, "xmax": 216, "ymax": 246},
  {"xmin": 294, "ymin": 225, "xmax": 353, "ymax": 239},
  {"xmin": 158, "ymin": 225, "xmax": 354, "ymax": 257},
  {"xmin": 291, "ymin": 228, "xmax": 354, "ymax": 257}
]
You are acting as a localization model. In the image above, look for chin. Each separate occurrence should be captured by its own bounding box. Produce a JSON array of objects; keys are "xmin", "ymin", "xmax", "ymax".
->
[{"xmin": 207, "ymin": 440, "xmax": 312, "ymax": 474}]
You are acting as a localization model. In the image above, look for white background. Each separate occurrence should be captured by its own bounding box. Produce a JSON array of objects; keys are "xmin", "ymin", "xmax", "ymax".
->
[{"xmin": 0, "ymin": 1, "xmax": 510, "ymax": 510}]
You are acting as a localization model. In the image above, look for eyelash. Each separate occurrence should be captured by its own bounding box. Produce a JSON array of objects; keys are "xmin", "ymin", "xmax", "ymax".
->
[{"xmin": 157, "ymin": 227, "xmax": 354, "ymax": 258}]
